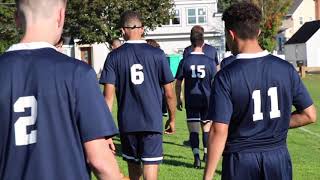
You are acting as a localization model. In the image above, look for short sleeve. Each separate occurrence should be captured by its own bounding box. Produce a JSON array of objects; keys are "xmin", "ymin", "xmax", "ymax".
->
[
  {"xmin": 183, "ymin": 46, "xmax": 191, "ymax": 59},
  {"xmin": 76, "ymin": 68, "xmax": 118, "ymax": 142},
  {"xmin": 207, "ymin": 71, "xmax": 233, "ymax": 124},
  {"xmin": 175, "ymin": 59, "xmax": 184, "ymax": 80},
  {"xmin": 99, "ymin": 54, "xmax": 116, "ymax": 85},
  {"xmin": 291, "ymin": 68, "xmax": 313, "ymax": 111},
  {"xmin": 159, "ymin": 53, "xmax": 174, "ymax": 85}
]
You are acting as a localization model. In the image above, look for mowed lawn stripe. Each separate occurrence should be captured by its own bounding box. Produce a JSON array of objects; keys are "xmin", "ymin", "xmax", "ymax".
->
[{"xmin": 93, "ymin": 74, "xmax": 319, "ymax": 180}]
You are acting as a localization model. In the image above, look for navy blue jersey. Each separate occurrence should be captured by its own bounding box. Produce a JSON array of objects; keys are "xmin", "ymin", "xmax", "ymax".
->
[
  {"xmin": 0, "ymin": 43, "xmax": 118, "ymax": 180},
  {"xmin": 220, "ymin": 55, "xmax": 236, "ymax": 69},
  {"xmin": 207, "ymin": 51, "xmax": 313, "ymax": 153},
  {"xmin": 176, "ymin": 52, "xmax": 217, "ymax": 109},
  {"xmin": 100, "ymin": 41, "xmax": 174, "ymax": 133},
  {"xmin": 183, "ymin": 44, "xmax": 219, "ymax": 65}
]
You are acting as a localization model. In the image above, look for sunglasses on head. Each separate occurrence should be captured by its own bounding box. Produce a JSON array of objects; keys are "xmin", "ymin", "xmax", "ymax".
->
[{"xmin": 122, "ymin": 25, "xmax": 144, "ymax": 29}]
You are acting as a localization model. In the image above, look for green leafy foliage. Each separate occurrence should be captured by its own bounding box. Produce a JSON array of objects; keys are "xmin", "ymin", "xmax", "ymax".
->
[
  {"xmin": 0, "ymin": 0, "xmax": 174, "ymax": 52},
  {"xmin": 218, "ymin": 0, "xmax": 292, "ymax": 51},
  {"xmin": 0, "ymin": 0, "xmax": 19, "ymax": 53},
  {"xmin": 64, "ymin": 0, "xmax": 174, "ymax": 44}
]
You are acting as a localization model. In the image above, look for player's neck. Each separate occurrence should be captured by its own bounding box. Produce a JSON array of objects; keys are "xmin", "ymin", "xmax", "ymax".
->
[
  {"xmin": 127, "ymin": 35, "xmax": 143, "ymax": 41},
  {"xmin": 237, "ymin": 39, "xmax": 264, "ymax": 54},
  {"xmin": 20, "ymin": 24, "xmax": 57, "ymax": 45},
  {"xmin": 193, "ymin": 47, "xmax": 203, "ymax": 53}
]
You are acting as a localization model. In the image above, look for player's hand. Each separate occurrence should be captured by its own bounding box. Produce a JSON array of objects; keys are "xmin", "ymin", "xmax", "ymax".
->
[
  {"xmin": 105, "ymin": 138, "xmax": 116, "ymax": 154},
  {"xmin": 164, "ymin": 119, "xmax": 176, "ymax": 135},
  {"xmin": 177, "ymin": 99, "xmax": 183, "ymax": 111}
]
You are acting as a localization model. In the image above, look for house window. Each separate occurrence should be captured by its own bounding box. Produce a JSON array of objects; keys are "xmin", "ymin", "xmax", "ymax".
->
[
  {"xmin": 299, "ymin": 17, "xmax": 303, "ymax": 25},
  {"xmin": 187, "ymin": 7, "xmax": 207, "ymax": 25},
  {"xmin": 165, "ymin": 9, "xmax": 181, "ymax": 25}
]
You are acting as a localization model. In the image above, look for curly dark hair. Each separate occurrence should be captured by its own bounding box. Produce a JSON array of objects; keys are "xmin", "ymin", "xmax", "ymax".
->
[{"xmin": 222, "ymin": 2, "xmax": 262, "ymax": 39}]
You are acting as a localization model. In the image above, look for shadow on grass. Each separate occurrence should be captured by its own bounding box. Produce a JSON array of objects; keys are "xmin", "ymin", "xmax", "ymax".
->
[
  {"xmin": 162, "ymin": 158, "xmax": 222, "ymax": 175},
  {"xmin": 163, "ymin": 140, "xmax": 189, "ymax": 148}
]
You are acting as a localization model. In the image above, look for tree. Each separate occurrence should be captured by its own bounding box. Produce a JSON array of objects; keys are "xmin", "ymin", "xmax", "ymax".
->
[
  {"xmin": 65, "ymin": 0, "xmax": 174, "ymax": 44},
  {"xmin": 252, "ymin": 0, "xmax": 292, "ymax": 51},
  {"xmin": 0, "ymin": 0, "xmax": 174, "ymax": 53},
  {"xmin": 217, "ymin": 0, "xmax": 233, "ymax": 13},
  {"xmin": 0, "ymin": 0, "xmax": 19, "ymax": 53},
  {"xmin": 218, "ymin": 0, "xmax": 292, "ymax": 51}
]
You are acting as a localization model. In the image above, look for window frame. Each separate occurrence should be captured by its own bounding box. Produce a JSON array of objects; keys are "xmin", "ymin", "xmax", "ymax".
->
[
  {"xmin": 164, "ymin": 9, "xmax": 182, "ymax": 26},
  {"xmin": 186, "ymin": 7, "xmax": 208, "ymax": 26}
]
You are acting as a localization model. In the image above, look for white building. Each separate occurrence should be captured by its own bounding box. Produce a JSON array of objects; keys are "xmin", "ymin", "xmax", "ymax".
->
[
  {"xmin": 62, "ymin": 0, "xmax": 224, "ymax": 74},
  {"xmin": 61, "ymin": 38, "xmax": 111, "ymax": 75},
  {"xmin": 284, "ymin": 20, "xmax": 320, "ymax": 67},
  {"xmin": 145, "ymin": 0, "xmax": 225, "ymax": 59},
  {"xmin": 277, "ymin": 0, "xmax": 317, "ymax": 54}
]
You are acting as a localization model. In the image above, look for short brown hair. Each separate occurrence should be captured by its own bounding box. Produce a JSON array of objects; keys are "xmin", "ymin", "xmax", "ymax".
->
[
  {"xmin": 146, "ymin": 39, "xmax": 160, "ymax": 48},
  {"xmin": 190, "ymin": 25, "xmax": 204, "ymax": 47}
]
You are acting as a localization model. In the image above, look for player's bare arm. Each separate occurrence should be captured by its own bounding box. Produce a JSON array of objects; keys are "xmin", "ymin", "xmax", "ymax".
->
[
  {"xmin": 175, "ymin": 80, "xmax": 183, "ymax": 111},
  {"xmin": 84, "ymin": 138, "xmax": 121, "ymax": 180},
  {"xmin": 290, "ymin": 105, "xmax": 317, "ymax": 128},
  {"xmin": 164, "ymin": 82, "xmax": 177, "ymax": 134},
  {"xmin": 203, "ymin": 122, "xmax": 228, "ymax": 180},
  {"xmin": 104, "ymin": 84, "xmax": 116, "ymax": 112}
]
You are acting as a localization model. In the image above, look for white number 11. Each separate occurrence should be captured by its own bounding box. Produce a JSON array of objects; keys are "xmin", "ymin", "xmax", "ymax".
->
[{"xmin": 252, "ymin": 87, "xmax": 281, "ymax": 121}]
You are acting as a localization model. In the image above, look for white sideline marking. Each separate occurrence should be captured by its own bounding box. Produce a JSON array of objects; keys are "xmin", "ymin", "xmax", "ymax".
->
[{"xmin": 299, "ymin": 127, "xmax": 320, "ymax": 138}]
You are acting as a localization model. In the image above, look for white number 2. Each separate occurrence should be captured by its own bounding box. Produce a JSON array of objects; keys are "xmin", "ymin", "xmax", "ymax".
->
[
  {"xmin": 130, "ymin": 64, "xmax": 144, "ymax": 85},
  {"xmin": 14, "ymin": 96, "xmax": 38, "ymax": 146},
  {"xmin": 191, "ymin": 65, "xmax": 206, "ymax": 78},
  {"xmin": 252, "ymin": 87, "xmax": 281, "ymax": 121}
]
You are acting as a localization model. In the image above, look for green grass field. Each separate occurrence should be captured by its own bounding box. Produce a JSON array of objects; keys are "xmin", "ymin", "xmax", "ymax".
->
[{"xmin": 98, "ymin": 74, "xmax": 320, "ymax": 180}]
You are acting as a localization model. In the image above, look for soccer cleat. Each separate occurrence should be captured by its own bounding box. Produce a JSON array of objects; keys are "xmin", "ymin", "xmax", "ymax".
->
[
  {"xmin": 203, "ymin": 153, "xmax": 207, "ymax": 162},
  {"xmin": 193, "ymin": 157, "xmax": 201, "ymax": 169}
]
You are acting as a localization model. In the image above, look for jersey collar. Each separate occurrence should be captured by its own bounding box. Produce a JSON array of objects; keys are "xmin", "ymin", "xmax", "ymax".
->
[
  {"xmin": 236, "ymin": 50, "xmax": 269, "ymax": 59},
  {"xmin": 191, "ymin": 52, "xmax": 205, "ymax": 55},
  {"xmin": 6, "ymin": 42, "xmax": 57, "ymax": 52},
  {"xmin": 125, "ymin": 40, "xmax": 147, "ymax": 44}
]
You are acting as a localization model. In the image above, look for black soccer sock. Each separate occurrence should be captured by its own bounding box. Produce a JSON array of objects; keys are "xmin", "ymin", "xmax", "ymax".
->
[
  {"xmin": 190, "ymin": 132, "xmax": 200, "ymax": 158},
  {"xmin": 203, "ymin": 132, "xmax": 209, "ymax": 154}
]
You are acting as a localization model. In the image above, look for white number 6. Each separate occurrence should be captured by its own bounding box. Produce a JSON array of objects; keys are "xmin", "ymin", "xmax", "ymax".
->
[
  {"xmin": 14, "ymin": 96, "xmax": 38, "ymax": 146},
  {"xmin": 131, "ymin": 64, "xmax": 144, "ymax": 85}
]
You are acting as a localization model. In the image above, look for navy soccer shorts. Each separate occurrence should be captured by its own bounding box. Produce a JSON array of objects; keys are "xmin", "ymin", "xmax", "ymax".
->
[
  {"xmin": 222, "ymin": 146, "xmax": 292, "ymax": 180},
  {"xmin": 186, "ymin": 108, "xmax": 211, "ymax": 123},
  {"xmin": 120, "ymin": 132, "xmax": 163, "ymax": 165}
]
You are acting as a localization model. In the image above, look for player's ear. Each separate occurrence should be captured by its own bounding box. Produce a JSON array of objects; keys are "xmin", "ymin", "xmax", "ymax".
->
[
  {"xmin": 121, "ymin": 28, "xmax": 125, "ymax": 36},
  {"xmin": 228, "ymin": 30, "xmax": 236, "ymax": 41},
  {"xmin": 257, "ymin": 29, "xmax": 262, "ymax": 37},
  {"xmin": 140, "ymin": 27, "xmax": 144, "ymax": 36},
  {"xmin": 57, "ymin": 7, "xmax": 66, "ymax": 29}
]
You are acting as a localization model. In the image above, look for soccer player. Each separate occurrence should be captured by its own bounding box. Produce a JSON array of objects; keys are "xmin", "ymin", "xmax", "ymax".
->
[
  {"xmin": 183, "ymin": 26, "xmax": 219, "ymax": 67},
  {"xmin": 204, "ymin": 2, "xmax": 317, "ymax": 180},
  {"xmin": 175, "ymin": 25, "xmax": 217, "ymax": 168},
  {"xmin": 220, "ymin": 55, "xmax": 235, "ymax": 69},
  {"xmin": 110, "ymin": 38, "xmax": 122, "ymax": 50},
  {"xmin": 0, "ymin": 0, "xmax": 121, "ymax": 180},
  {"xmin": 100, "ymin": 11, "xmax": 176, "ymax": 180}
]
